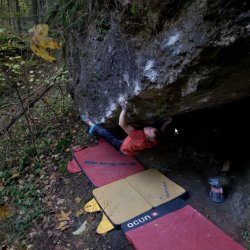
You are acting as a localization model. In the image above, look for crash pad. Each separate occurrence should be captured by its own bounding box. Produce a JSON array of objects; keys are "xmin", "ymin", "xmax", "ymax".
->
[
  {"xmin": 93, "ymin": 169, "xmax": 185, "ymax": 225},
  {"xmin": 126, "ymin": 169, "xmax": 186, "ymax": 207},
  {"xmin": 93, "ymin": 179, "xmax": 152, "ymax": 225},
  {"xmin": 67, "ymin": 139, "xmax": 145, "ymax": 187},
  {"xmin": 122, "ymin": 199, "xmax": 245, "ymax": 250}
]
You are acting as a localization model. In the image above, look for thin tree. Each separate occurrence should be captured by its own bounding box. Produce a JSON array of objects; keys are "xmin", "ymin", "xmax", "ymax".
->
[
  {"xmin": 15, "ymin": 0, "xmax": 22, "ymax": 33},
  {"xmin": 32, "ymin": 0, "xmax": 38, "ymax": 24}
]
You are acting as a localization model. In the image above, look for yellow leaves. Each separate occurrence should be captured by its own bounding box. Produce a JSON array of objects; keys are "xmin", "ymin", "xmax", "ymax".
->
[
  {"xmin": 56, "ymin": 210, "xmax": 71, "ymax": 231},
  {"xmin": 30, "ymin": 24, "xmax": 61, "ymax": 63},
  {"xmin": 0, "ymin": 205, "xmax": 13, "ymax": 220},
  {"xmin": 30, "ymin": 44, "xmax": 56, "ymax": 63},
  {"xmin": 74, "ymin": 196, "xmax": 81, "ymax": 205},
  {"xmin": 96, "ymin": 213, "xmax": 114, "ymax": 235},
  {"xmin": 84, "ymin": 198, "xmax": 101, "ymax": 213},
  {"xmin": 83, "ymin": 198, "xmax": 114, "ymax": 234},
  {"xmin": 74, "ymin": 197, "xmax": 85, "ymax": 217},
  {"xmin": 57, "ymin": 210, "xmax": 71, "ymax": 222}
]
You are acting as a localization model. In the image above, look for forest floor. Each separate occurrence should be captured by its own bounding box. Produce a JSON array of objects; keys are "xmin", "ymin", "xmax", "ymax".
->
[{"xmin": 0, "ymin": 32, "xmax": 249, "ymax": 250}]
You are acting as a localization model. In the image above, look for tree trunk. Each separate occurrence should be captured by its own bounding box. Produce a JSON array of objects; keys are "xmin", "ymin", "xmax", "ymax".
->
[
  {"xmin": 15, "ymin": 0, "xmax": 22, "ymax": 33},
  {"xmin": 39, "ymin": 0, "xmax": 44, "ymax": 22},
  {"xmin": 7, "ymin": 0, "xmax": 12, "ymax": 28},
  {"xmin": 32, "ymin": 0, "xmax": 39, "ymax": 24}
]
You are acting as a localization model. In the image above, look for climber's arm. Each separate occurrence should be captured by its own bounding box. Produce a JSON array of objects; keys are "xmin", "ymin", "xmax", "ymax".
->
[{"xmin": 119, "ymin": 103, "xmax": 134, "ymax": 135}]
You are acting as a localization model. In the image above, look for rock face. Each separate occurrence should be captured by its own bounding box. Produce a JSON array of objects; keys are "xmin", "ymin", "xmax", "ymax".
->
[{"xmin": 66, "ymin": 0, "xmax": 250, "ymax": 126}]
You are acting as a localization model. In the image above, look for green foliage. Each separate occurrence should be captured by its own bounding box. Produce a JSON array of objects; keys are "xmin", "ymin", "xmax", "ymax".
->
[
  {"xmin": 131, "ymin": 1, "xmax": 141, "ymax": 16},
  {"xmin": 122, "ymin": 0, "xmax": 168, "ymax": 35},
  {"xmin": 241, "ymin": 229, "xmax": 249, "ymax": 241},
  {"xmin": 19, "ymin": 155, "xmax": 31, "ymax": 170},
  {"xmin": 56, "ymin": 133, "xmax": 72, "ymax": 153},
  {"xmin": 0, "ymin": 32, "xmax": 27, "ymax": 52},
  {"xmin": 47, "ymin": 0, "xmax": 114, "ymax": 37},
  {"xmin": 96, "ymin": 16, "xmax": 110, "ymax": 35},
  {"xmin": 0, "ymin": 72, "xmax": 7, "ymax": 93},
  {"xmin": 47, "ymin": 0, "xmax": 88, "ymax": 31},
  {"xmin": 1, "ymin": 162, "xmax": 43, "ymax": 219},
  {"xmin": 240, "ymin": 227, "xmax": 250, "ymax": 249},
  {"xmin": 3, "ymin": 56, "xmax": 22, "ymax": 75},
  {"xmin": 57, "ymin": 157, "xmax": 71, "ymax": 174},
  {"xmin": 0, "ymin": 172, "xmax": 44, "ymax": 241},
  {"xmin": 55, "ymin": 70, "xmax": 70, "ymax": 84},
  {"xmin": 0, "ymin": 32, "xmax": 28, "ymax": 96},
  {"xmin": 0, "ymin": 91, "xmax": 73, "ymax": 245},
  {"xmin": 19, "ymin": 0, "xmax": 29, "ymax": 15}
]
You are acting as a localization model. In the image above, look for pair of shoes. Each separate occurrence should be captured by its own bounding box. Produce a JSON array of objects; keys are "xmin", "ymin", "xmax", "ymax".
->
[
  {"xmin": 210, "ymin": 186, "xmax": 225, "ymax": 203},
  {"xmin": 80, "ymin": 114, "xmax": 94, "ymax": 126},
  {"xmin": 208, "ymin": 176, "xmax": 225, "ymax": 203},
  {"xmin": 208, "ymin": 176, "xmax": 232, "ymax": 203}
]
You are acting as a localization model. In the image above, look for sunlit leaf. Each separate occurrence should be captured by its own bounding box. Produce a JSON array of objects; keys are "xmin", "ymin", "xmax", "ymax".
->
[
  {"xmin": 96, "ymin": 213, "xmax": 114, "ymax": 234},
  {"xmin": 84, "ymin": 198, "xmax": 101, "ymax": 213},
  {"xmin": 30, "ymin": 43, "xmax": 56, "ymax": 63},
  {"xmin": 30, "ymin": 24, "xmax": 61, "ymax": 62}
]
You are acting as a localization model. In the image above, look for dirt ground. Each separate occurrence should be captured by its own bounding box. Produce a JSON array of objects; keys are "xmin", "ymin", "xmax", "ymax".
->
[{"xmin": 28, "ymin": 98, "xmax": 249, "ymax": 250}]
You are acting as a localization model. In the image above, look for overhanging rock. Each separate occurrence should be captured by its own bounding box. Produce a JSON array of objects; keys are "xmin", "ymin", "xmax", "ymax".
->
[{"xmin": 65, "ymin": 0, "xmax": 250, "ymax": 126}]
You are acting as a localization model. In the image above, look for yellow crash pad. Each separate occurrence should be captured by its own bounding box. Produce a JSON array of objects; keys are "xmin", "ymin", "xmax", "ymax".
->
[
  {"xmin": 93, "ymin": 169, "xmax": 185, "ymax": 225},
  {"xmin": 126, "ymin": 169, "xmax": 186, "ymax": 207},
  {"xmin": 93, "ymin": 179, "xmax": 152, "ymax": 225}
]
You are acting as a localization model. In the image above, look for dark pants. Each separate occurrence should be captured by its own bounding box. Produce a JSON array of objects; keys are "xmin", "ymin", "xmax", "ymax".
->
[{"xmin": 91, "ymin": 125, "xmax": 123, "ymax": 151}]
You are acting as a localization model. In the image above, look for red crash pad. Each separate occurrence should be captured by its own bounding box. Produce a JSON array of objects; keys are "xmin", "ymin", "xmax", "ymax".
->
[
  {"xmin": 67, "ymin": 139, "xmax": 145, "ymax": 187},
  {"xmin": 122, "ymin": 199, "xmax": 245, "ymax": 250}
]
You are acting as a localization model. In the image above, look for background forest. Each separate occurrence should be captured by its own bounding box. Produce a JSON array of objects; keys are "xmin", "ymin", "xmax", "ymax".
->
[
  {"xmin": 0, "ymin": 1, "xmax": 97, "ymax": 249},
  {"xmin": 0, "ymin": 0, "xmax": 53, "ymax": 33}
]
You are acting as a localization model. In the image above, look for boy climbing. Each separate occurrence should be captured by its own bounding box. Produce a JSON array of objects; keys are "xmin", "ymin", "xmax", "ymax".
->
[{"xmin": 80, "ymin": 102, "xmax": 172, "ymax": 156}]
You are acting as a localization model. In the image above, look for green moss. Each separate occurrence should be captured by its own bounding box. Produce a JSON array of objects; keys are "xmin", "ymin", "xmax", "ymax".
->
[
  {"xmin": 96, "ymin": 16, "xmax": 110, "ymax": 35},
  {"xmin": 121, "ymin": 0, "xmax": 163, "ymax": 35}
]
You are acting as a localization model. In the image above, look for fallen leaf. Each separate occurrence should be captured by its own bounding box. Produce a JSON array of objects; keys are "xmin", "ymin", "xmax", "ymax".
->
[
  {"xmin": 56, "ymin": 210, "xmax": 71, "ymax": 222},
  {"xmin": 49, "ymin": 174, "xmax": 57, "ymax": 184},
  {"xmin": 56, "ymin": 210, "xmax": 71, "ymax": 231},
  {"xmin": 75, "ymin": 209, "xmax": 84, "ymax": 218},
  {"xmin": 0, "ymin": 205, "xmax": 12, "ymax": 220},
  {"xmin": 56, "ymin": 198, "xmax": 65, "ymax": 205},
  {"xmin": 56, "ymin": 221, "xmax": 70, "ymax": 231},
  {"xmin": 11, "ymin": 172, "xmax": 20, "ymax": 179},
  {"xmin": 74, "ymin": 197, "xmax": 81, "ymax": 205}
]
